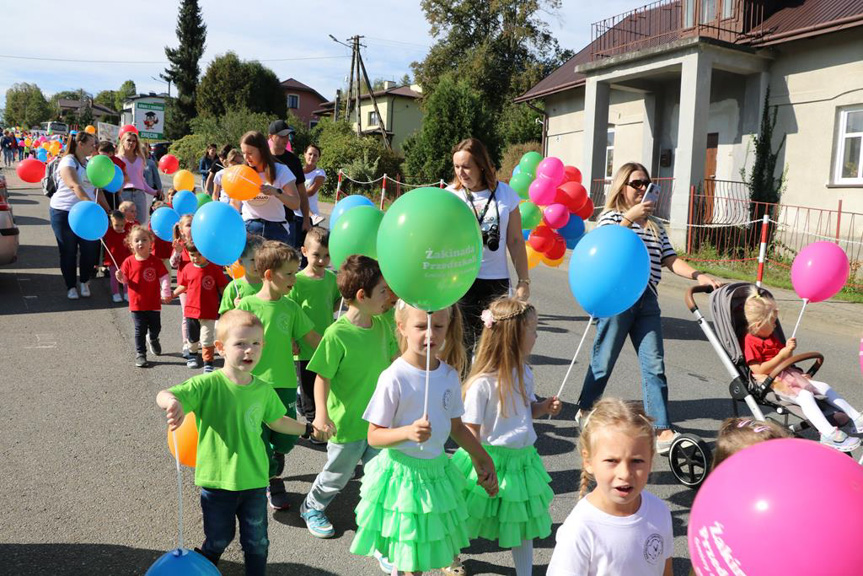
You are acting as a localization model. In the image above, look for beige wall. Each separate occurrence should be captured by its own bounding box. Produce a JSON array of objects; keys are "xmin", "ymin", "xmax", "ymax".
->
[{"xmin": 348, "ymin": 96, "xmax": 421, "ymax": 154}]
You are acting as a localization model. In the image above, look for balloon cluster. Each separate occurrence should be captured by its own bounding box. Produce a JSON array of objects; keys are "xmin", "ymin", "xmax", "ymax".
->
[{"xmin": 510, "ymin": 152, "xmax": 591, "ymax": 269}]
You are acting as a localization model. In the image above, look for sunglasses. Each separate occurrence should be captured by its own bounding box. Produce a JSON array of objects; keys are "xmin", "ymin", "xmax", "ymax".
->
[{"xmin": 627, "ymin": 179, "xmax": 650, "ymax": 189}]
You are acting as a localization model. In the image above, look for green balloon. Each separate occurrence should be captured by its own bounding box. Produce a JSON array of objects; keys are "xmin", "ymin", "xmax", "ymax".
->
[
  {"xmin": 329, "ymin": 205, "xmax": 384, "ymax": 268},
  {"xmin": 86, "ymin": 155, "xmax": 115, "ymax": 188},
  {"xmin": 196, "ymin": 192, "xmax": 213, "ymax": 209},
  {"xmin": 510, "ymin": 172, "xmax": 534, "ymax": 200},
  {"xmin": 376, "ymin": 187, "xmax": 482, "ymax": 311},
  {"xmin": 520, "ymin": 201, "xmax": 542, "ymax": 229},
  {"xmin": 519, "ymin": 151, "xmax": 543, "ymax": 179}
]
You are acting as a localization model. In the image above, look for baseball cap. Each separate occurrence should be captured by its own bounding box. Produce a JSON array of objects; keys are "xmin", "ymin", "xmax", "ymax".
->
[{"xmin": 268, "ymin": 120, "xmax": 295, "ymax": 137}]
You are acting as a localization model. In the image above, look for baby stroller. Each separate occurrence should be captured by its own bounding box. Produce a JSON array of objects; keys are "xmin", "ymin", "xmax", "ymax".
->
[{"xmin": 668, "ymin": 282, "xmax": 848, "ymax": 488}]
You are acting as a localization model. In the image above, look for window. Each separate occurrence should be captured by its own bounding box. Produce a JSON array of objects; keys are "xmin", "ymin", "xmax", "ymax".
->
[
  {"xmin": 605, "ymin": 128, "xmax": 615, "ymax": 179},
  {"xmin": 684, "ymin": 0, "xmax": 695, "ymax": 27},
  {"xmin": 368, "ymin": 111, "xmax": 379, "ymax": 126},
  {"xmin": 835, "ymin": 107, "xmax": 863, "ymax": 184},
  {"xmin": 722, "ymin": 0, "xmax": 734, "ymax": 18},
  {"xmin": 701, "ymin": 0, "xmax": 717, "ymax": 23},
  {"xmin": 287, "ymin": 94, "xmax": 300, "ymax": 109}
]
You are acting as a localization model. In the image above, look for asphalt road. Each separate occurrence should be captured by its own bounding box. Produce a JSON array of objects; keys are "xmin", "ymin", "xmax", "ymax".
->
[{"xmin": 1, "ymin": 169, "xmax": 861, "ymax": 575}]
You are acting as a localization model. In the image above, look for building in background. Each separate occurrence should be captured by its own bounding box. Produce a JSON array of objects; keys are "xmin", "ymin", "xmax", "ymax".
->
[
  {"xmin": 121, "ymin": 93, "xmax": 167, "ymax": 140},
  {"xmin": 280, "ymin": 78, "xmax": 328, "ymax": 130}
]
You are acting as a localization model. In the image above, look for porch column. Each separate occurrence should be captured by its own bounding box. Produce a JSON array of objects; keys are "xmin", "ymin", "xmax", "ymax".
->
[
  {"xmin": 642, "ymin": 92, "xmax": 658, "ymax": 174},
  {"xmin": 671, "ymin": 51, "xmax": 713, "ymax": 245},
  {"xmin": 582, "ymin": 78, "xmax": 611, "ymax": 193}
]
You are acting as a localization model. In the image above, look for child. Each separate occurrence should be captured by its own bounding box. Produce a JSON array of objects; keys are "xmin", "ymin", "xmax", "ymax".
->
[
  {"xmin": 287, "ymin": 227, "xmax": 340, "ymax": 424},
  {"xmin": 219, "ymin": 234, "xmax": 265, "ymax": 314},
  {"xmin": 149, "ymin": 200, "xmax": 174, "ymax": 270},
  {"xmin": 451, "ymin": 297, "xmax": 561, "ymax": 576},
  {"xmin": 350, "ymin": 300, "xmax": 499, "ymax": 575},
  {"xmin": 103, "ymin": 210, "xmax": 131, "ymax": 303},
  {"xmin": 299, "ymin": 255, "xmax": 399, "ymax": 540},
  {"xmin": 547, "ymin": 398, "xmax": 673, "ymax": 576},
  {"xmin": 116, "ymin": 225, "xmax": 171, "ymax": 368},
  {"xmin": 743, "ymin": 290, "xmax": 863, "ymax": 451},
  {"xmin": 171, "ymin": 213, "xmax": 194, "ymax": 359},
  {"xmin": 156, "ymin": 309, "xmax": 324, "ymax": 575},
  {"xmin": 712, "ymin": 417, "xmax": 790, "ymax": 468},
  {"xmin": 236, "ymin": 241, "xmax": 320, "ymax": 511},
  {"xmin": 118, "ymin": 200, "xmax": 139, "ymax": 231},
  {"xmin": 172, "ymin": 240, "xmax": 230, "ymax": 372}
]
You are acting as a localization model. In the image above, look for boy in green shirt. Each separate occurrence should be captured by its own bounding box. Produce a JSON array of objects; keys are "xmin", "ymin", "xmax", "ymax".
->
[
  {"xmin": 219, "ymin": 234, "xmax": 264, "ymax": 314},
  {"xmin": 300, "ymin": 255, "xmax": 399, "ymax": 542},
  {"xmin": 288, "ymin": 227, "xmax": 341, "ymax": 425},
  {"xmin": 156, "ymin": 309, "xmax": 322, "ymax": 574},
  {"xmin": 236, "ymin": 241, "xmax": 321, "ymax": 511}
]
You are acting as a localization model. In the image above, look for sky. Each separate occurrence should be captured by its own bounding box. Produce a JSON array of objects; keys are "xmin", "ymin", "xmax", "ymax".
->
[{"xmin": 0, "ymin": 1, "xmax": 643, "ymax": 111}]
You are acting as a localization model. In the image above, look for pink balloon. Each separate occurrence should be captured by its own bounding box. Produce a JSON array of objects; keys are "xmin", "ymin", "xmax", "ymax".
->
[
  {"xmin": 536, "ymin": 157, "xmax": 565, "ymax": 187},
  {"xmin": 528, "ymin": 177, "xmax": 557, "ymax": 206},
  {"xmin": 790, "ymin": 241, "xmax": 849, "ymax": 302},
  {"xmin": 689, "ymin": 438, "xmax": 863, "ymax": 576},
  {"xmin": 543, "ymin": 203, "xmax": 570, "ymax": 230}
]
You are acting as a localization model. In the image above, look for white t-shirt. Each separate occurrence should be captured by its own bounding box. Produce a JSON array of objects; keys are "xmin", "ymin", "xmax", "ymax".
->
[
  {"xmin": 294, "ymin": 167, "xmax": 325, "ymax": 218},
  {"xmin": 547, "ymin": 492, "xmax": 673, "ymax": 576},
  {"xmin": 462, "ymin": 365, "xmax": 538, "ymax": 449},
  {"xmin": 49, "ymin": 155, "xmax": 96, "ymax": 211},
  {"xmin": 363, "ymin": 357, "xmax": 465, "ymax": 459},
  {"xmin": 213, "ymin": 169, "xmax": 231, "ymax": 203},
  {"xmin": 447, "ymin": 181, "xmax": 520, "ymax": 280},
  {"xmin": 241, "ymin": 163, "xmax": 296, "ymax": 222}
]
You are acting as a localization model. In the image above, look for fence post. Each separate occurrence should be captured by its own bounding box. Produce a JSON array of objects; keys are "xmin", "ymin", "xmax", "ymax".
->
[
  {"xmin": 756, "ymin": 214, "xmax": 770, "ymax": 287},
  {"xmin": 335, "ymin": 170, "xmax": 343, "ymax": 203},
  {"xmin": 380, "ymin": 174, "xmax": 387, "ymax": 210},
  {"xmin": 687, "ymin": 185, "xmax": 695, "ymax": 254},
  {"xmin": 836, "ymin": 199, "xmax": 843, "ymax": 244}
]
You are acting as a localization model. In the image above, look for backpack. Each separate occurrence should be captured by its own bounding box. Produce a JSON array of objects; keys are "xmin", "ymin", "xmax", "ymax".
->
[{"xmin": 42, "ymin": 156, "xmax": 62, "ymax": 198}]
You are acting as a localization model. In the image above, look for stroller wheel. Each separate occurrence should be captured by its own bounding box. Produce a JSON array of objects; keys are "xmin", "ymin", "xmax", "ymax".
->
[{"xmin": 667, "ymin": 433, "xmax": 711, "ymax": 488}]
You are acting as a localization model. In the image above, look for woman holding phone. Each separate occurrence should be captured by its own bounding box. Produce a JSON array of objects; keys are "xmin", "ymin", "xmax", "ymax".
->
[{"xmin": 573, "ymin": 162, "xmax": 721, "ymax": 454}]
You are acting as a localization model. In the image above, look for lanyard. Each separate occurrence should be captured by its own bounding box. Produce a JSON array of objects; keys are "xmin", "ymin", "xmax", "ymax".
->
[{"xmin": 464, "ymin": 187, "xmax": 499, "ymax": 226}]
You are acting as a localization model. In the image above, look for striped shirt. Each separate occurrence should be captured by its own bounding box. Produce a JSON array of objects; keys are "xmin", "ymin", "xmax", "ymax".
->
[{"xmin": 597, "ymin": 211, "xmax": 676, "ymax": 287}]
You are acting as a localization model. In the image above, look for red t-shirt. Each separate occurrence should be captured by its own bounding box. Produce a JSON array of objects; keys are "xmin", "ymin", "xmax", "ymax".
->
[
  {"xmin": 177, "ymin": 262, "xmax": 230, "ymax": 319},
  {"xmin": 111, "ymin": 155, "xmax": 127, "ymax": 172},
  {"xmin": 151, "ymin": 234, "xmax": 173, "ymax": 259},
  {"xmin": 102, "ymin": 227, "xmax": 130, "ymax": 267},
  {"xmin": 124, "ymin": 220, "xmax": 140, "ymax": 234},
  {"xmin": 120, "ymin": 254, "xmax": 168, "ymax": 311},
  {"xmin": 743, "ymin": 333, "xmax": 784, "ymax": 365}
]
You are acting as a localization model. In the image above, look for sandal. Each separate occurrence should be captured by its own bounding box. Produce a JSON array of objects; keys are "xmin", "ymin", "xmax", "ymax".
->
[{"xmin": 441, "ymin": 556, "xmax": 467, "ymax": 576}]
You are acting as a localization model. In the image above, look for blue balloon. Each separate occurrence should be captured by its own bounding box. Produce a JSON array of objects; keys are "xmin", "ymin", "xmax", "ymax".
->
[
  {"xmin": 173, "ymin": 190, "xmax": 198, "ymax": 216},
  {"xmin": 512, "ymin": 164, "xmax": 521, "ymax": 177},
  {"xmin": 565, "ymin": 233, "xmax": 584, "ymax": 250},
  {"xmin": 146, "ymin": 548, "xmax": 220, "ymax": 575},
  {"xmin": 36, "ymin": 148, "xmax": 48, "ymax": 161},
  {"xmin": 522, "ymin": 229, "xmax": 530, "ymax": 241},
  {"xmin": 68, "ymin": 201, "xmax": 108, "ymax": 241},
  {"xmin": 103, "ymin": 165, "xmax": 124, "ymax": 193},
  {"xmin": 191, "ymin": 201, "xmax": 245, "ymax": 266},
  {"xmin": 568, "ymin": 225, "xmax": 650, "ymax": 318},
  {"xmin": 330, "ymin": 194, "xmax": 375, "ymax": 228},
  {"xmin": 151, "ymin": 207, "xmax": 181, "ymax": 242}
]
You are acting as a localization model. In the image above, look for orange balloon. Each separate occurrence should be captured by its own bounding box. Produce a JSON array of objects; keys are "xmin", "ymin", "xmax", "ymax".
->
[
  {"xmin": 226, "ymin": 262, "xmax": 245, "ymax": 279},
  {"xmin": 167, "ymin": 412, "xmax": 198, "ymax": 467},
  {"xmin": 222, "ymin": 165, "xmax": 263, "ymax": 201},
  {"xmin": 173, "ymin": 169, "xmax": 196, "ymax": 192},
  {"xmin": 85, "ymin": 125, "xmax": 96, "ymax": 134},
  {"xmin": 542, "ymin": 252, "xmax": 566, "ymax": 268},
  {"xmin": 526, "ymin": 245, "xmax": 543, "ymax": 269},
  {"xmin": 24, "ymin": 138, "xmax": 31, "ymax": 146}
]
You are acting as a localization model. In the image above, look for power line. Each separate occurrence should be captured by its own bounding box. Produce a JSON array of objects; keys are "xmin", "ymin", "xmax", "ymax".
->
[{"xmin": 0, "ymin": 53, "xmax": 349, "ymax": 65}]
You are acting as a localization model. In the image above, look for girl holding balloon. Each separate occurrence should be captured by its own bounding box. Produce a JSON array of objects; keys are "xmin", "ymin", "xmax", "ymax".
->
[
  {"xmin": 117, "ymin": 127, "xmax": 159, "ymax": 226},
  {"xmin": 574, "ymin": 163, "xmax": 721, "ymax": 454}
]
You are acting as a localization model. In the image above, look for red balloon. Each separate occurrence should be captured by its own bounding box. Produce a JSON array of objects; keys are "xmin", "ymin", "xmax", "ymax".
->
[
  {"xmin": 546, "ymin": 234, "xmax": 566, "ymax": 260},
  {"xmin": 158, "ymin": 154, "xmax": 180, "ymax": 175},
  {"xmin": 575, "ymin": 197, "xmax": 595, "ymax": 220},
  {"xmin": 17, "ymin": 158, "xmax": 46, "ymax": 183},
  {"xmin": 528, "ymin": 225, "xmax": 555, "ymax": 253},
  {"xmin": 557, "ymin": 181, "xmax": 589, "ymax": 213},
  {"xmin": 118, "ymin": 124, "xmax": 139, "ymax": 139},
  {"xmin": 563, "ymin": 165, "xmax": 582, "ymax": 184}
]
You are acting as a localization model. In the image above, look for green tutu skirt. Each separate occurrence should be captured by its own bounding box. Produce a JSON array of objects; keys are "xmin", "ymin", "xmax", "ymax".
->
[
  {"xmin": 452, "ymin": 444, "xmax": 553, "ymax": 548},
  {"xmin": 350, "ymin": 448, "xmax": 471, "ymax": 572}
]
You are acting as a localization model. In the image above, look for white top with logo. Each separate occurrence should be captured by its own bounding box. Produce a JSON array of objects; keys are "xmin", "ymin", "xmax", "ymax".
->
[
  {"xmin": 447, "ymin": 181, "xmax": 520, "ymax": 280},
  {"xmin": 50, "ymin": 155, "xmax": 96, "ymax": 211},
  {"xmin": 294, "ymin": 167, "xmax": 326, "ymax": 218},
  {"xmin": 364, "ymin": 357, "xmax": 464, "ymax": 459},
  {"xmin": 547, "ymin": 491, "xmax": 673, "ymax": 576},
  {"xmin": 462, "ymin": 365, "xmax": 538, "ymax": 449},
  {"xmin": 241, "ymin": 162, "xmax": 296, "ymax": 222}
]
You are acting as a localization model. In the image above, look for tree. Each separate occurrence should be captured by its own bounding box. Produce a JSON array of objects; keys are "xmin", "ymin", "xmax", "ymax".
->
[
  {"xmin": 742, "ymin": 87, "xmax": 786, "ymax": 239},
  {"xmin": 196, "ymin": 53, "xmax": 286, "ymax": 118},
  {"xmin": 115, "ymin": 80, "xmax": 137, "ymax": 112},
  {"xmin": 94, "ymin": 90, "xmax": 117, "ymax": 111},
  {"xmin": 162, "ymin": 0, "xmax": 207, "ymax": 138},
  {"xmin": 5, "ymin": 83, "xmax": 52, "ymax": 128},
  {"xmin": 403, "ymin": 74, "xmax": 499, "ymax": 181}
]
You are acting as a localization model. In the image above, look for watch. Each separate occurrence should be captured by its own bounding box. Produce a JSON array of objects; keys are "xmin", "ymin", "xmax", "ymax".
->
[{"xmin": 517, "ymin": 278, "xmax": 531, "ymax": 286}]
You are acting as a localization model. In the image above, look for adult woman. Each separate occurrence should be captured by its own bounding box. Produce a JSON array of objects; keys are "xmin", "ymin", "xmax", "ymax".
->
[
  {"xmin": 117, "ymin": 127, "xmax": 158, "ymax": 225},
  {"xmin": 198, "ymin": 144, "xmax": 217, "ymax": 192},
  {"xmin": 448, "ymin": 137, "xmax": 530, "ymax": 352},
  {"xmin": 574, "ymin": 162, "xmax": 722, "ymax": 453},
  {"xmin": 234, "ymin": 131, "xmax": 299, "ymax": 243},
  {"xmin": 299, "ymin": 144, "xmax": 326, "ymax": 226},
  {"xmin": 49, "ymin": 131, "xmax": 111, "ymax": 300}
]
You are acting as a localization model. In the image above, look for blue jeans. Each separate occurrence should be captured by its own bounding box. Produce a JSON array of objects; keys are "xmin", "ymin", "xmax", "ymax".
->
[
  {"xmin": 302, "ymin": 439, "xmax": 379, "ymax": 512},
  {"xmin": 200, "ymin": 487, "xmax": 268, "ymax": 576},
  {"xmin": 576, "ymin": 288, "xmax": 672, "ymax": 430},
  {"xmin": 49, "ymin": 207, "xmax": 100, "ymax": 290},
  {"xmin": 244, "ymin": 219, "xmax": 290, "ymax": 244}
]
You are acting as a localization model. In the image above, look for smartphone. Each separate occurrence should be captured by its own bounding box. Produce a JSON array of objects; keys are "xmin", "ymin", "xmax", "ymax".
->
[{"xmin": 642, "ymin": 183, "xmax": 660, "ymax": 204}]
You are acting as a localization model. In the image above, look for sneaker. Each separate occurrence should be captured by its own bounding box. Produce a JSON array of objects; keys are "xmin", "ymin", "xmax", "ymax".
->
[
  {"xmin": 182, "ymin": 345, "xmax": 191, "ymax": 359},
  {"xmin": 267, "ymin": 477, "xmax": 290, "ymax": 511},
  {"xmin": 123, "ymin": 293, "xmax": 129, "ymax": 302},
  {"xmin": 853, "ymin": 414, "xmax": 863, "ymax": 435},
  {"xmin": 203, "ymin": 363, "xmax": 214, "ymax": 373},
  {"xmin": 373, "ymin": 550, "xmax": 394, "ymax": 574},
  {"xmin": 656, "ymin": 431, "xmax": 681, "ymax": 456},
  {"xmin": 135, "ymin": 354, "xmax": 148, "ymax": 368},
  {"xmin": 186, "ymin": 355, "xmax": 200, "ymax": 369},
  {"xmin": 112, "ymin": 293, "xmax": 123, "ymax": 303},
  {"xmin": 309, "ymin": 435, "xmax": 327, "ymax": 445},
  {"xmin": 147, "ymin": 337, "xmax": 162, "ymax": 356},
  {"xmin": 300, "ymin": 507, "xmax": 334, "ymax": 538},
  {"xmin": 67, "ymin": 287, "xmax": 79, "ymax": 300},
  {"xmin": 79, "ymin": 282, "xmax": 91, "ymax": 298},
  {"xmin": 820, "ymin": 427, "xmax": 861, "ymax": 452}
]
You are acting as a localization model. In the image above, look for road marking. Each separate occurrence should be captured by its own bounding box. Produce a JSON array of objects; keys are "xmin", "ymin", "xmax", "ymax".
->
[{"xmin": 24, "ymin": 333, "xmax": 57, "ymax": 349}]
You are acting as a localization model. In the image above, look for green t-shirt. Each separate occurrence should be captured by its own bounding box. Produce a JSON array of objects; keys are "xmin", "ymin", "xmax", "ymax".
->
[
  {"xmin": 381, "ymin": 307, "xmax": 396, "ymax": 342},
  {"xmin": 237, "ymin": 295, "xmax": 314, "ymax": 389},
  {"xmin": 169, "ymin": 371, "xmax": 286, "ymax": 491},
  {"xmin": 219, "ymin": 278, "xmax": 263, "ymax": 314},
  {"xmin": 288, "ymin": 270, "xmax": 340, "ymax": 361},
  {"xmin": 308, "ymin": 315, "xmax": 399, "ymax": 443}
]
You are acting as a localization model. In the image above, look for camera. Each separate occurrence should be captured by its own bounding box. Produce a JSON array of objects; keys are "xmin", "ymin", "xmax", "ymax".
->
[{"xmin": 483, "ymin": 224, "xmax": 500, "ymax": 251}]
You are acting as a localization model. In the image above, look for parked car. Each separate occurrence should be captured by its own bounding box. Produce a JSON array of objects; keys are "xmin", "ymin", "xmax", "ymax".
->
[
  {"xmin": 0, "ymin": 174, "xmax": 19, "ymax": 265},
  {"xmin": 149, "ymin": 141, "xmax": 173, "ymax": 161}
]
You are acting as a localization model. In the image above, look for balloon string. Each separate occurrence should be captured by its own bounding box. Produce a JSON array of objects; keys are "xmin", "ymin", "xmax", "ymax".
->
[
  {"xmin": 420, "ymin": 312, "xmax": 432, "ymax": 452},
  {"xmin": 551, "ymin": 315, "xmax": 594, "ymax": 419},
  {"xmin": 171, "ymin": 429, "xmax": 184, "ymax": 551},
  {"xmin": 100, "ymin": 238, "xmax": 120, "ymax": 269},
  {"xmin": 336, "ymin": 297, "xmax": 344, "ymax": 320},
  {"xmin": 790, "ymin": 298, "xmax": 808, "ymax": 340}
]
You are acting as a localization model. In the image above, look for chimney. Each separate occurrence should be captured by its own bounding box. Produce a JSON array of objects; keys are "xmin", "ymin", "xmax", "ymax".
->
[{"xmin": 382, "ymin": 81, "xmax": 395, "ymax": 90}]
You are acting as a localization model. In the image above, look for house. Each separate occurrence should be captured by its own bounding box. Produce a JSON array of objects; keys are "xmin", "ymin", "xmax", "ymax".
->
[
  {"xmin": 517, "ymin": 0, "xmax": 863, "ymax": 245},
  {"xmin": 280, "ymin": 78, "xmax": 328, "ymax": 130},
  {"xmin": 121, "ymin": 93, "xmax": 167, "ymax": 140},
  {"xmin": 314, "ymin": 83, "xmax": 424, "ymax": 153},
  {"xmin": 56, "ymin": 99, "xmax": 118, "ymax": 123}
]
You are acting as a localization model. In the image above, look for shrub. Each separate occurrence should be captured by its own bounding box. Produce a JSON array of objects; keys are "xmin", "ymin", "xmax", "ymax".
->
[
  {"xmin": 169, "ymin": 133, "xmax": 208, "ymax": 170},
  {"xmin": 500, "ymin": 141, "xmax": 542, "ymax": 181},
  {"xmin": 189, "ymin": 107, "xmax": 277, "ymax": 151}
]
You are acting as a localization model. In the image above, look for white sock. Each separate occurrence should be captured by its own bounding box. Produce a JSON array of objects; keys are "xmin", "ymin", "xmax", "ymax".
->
[{"xmin": 511, "ymin": 539, "xmax": 534, "ymax": 576}]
